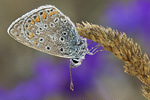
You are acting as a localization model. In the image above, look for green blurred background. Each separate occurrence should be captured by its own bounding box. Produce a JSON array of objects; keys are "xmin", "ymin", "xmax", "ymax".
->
[{"xmin": 0, "ymin": 0, "xmax": 149, "ymax": 100}]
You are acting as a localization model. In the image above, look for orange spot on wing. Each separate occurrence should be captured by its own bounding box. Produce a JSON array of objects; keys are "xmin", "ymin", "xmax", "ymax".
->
[
  {"xmin": 50, "ymin": 11, "xmax": 57, "ymax": 16},
  {"xmin": 42, "ymin": 12, "xmax": 47, "ymax": 19},
  {"xmin": 30, "ymin": 33, "xmax": 34, "ymax": 38},
  {"xmin": 28, "ymin": 25, "xmax": 31, "ymax": 30},
  {"xmin": 34, "ymin": 41, "xmax": 37, "ymax": 45},
  {"xmin": 49, "ymin": 12, "xmax": 52, "ymax": 16},
  {"xmin": 30, "ymin": 20, "xmax": 35, "ymax": 25},
  {"xmin": 55, "ymin": 11, "xmax": 59, "ymax": 13},
  {"xmin": 35, "ymin": 16, "xmax": 40, "ymax": 22}
]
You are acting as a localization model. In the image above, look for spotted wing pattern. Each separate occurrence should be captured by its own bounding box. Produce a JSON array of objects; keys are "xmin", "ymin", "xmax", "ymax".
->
[{"xmin": 7, "ymin": 5, "xmax": 80, "ymax": 58}]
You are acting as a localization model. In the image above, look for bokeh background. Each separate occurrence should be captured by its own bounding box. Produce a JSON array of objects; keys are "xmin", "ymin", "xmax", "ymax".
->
[{"xmin": 0, "ymin": 0, "xmax": 149, "ymax": 100}]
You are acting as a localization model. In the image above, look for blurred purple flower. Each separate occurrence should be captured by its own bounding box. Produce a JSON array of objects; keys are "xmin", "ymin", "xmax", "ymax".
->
[
  {"xmin": 104, "ymin": 0, "xmax": 150, "ymax": 43},
  {"xmin": 0, "ymin": 49, "xmax": 105, "ymax": 100},
  {"xmin": 0, "ymin": 58, "xmax": 65, "ymax": 100}
]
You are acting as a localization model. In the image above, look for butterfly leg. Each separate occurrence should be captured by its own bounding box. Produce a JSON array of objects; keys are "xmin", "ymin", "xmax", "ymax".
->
[
  {"xmin": 87, "ymin": 45, "xmax": 104, "ymax": 55},
  {"xmin": 89, "ymin": 44, "xmax": 100, "ymax": 52},
  {"xmin": 91, "ymin": 49, "xmax": 104, "ymax": 55},
  {"xmin": 88, "ymin": 40, "xmax": 94, "ymax": 46}
]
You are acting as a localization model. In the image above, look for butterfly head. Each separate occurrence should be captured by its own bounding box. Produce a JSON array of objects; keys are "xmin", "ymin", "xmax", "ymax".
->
[{"xmin": 70, "ymin": 38, "xmax": 88, "ymax": 68}]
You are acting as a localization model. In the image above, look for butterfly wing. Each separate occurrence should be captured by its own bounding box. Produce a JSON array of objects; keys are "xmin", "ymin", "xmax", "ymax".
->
[{"xmin": 7, "ymin": 5, "xmax": 80, "ymax": 58}]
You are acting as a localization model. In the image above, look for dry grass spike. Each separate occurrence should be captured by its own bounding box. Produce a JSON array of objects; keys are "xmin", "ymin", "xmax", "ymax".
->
[{"xmin": 76, "ymin": 21, "xmax": 150, "ymax": 100}]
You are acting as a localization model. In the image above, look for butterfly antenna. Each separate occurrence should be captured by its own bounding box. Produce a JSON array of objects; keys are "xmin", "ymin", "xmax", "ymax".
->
[{"xmin": 70, "ymin": 62, "xmax": 74, "ymax": 91}]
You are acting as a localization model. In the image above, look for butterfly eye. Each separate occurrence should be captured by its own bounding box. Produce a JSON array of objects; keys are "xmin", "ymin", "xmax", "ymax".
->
[{"xmin": 72, "ymin": 58, "xmax": 79, "ymax": 64}]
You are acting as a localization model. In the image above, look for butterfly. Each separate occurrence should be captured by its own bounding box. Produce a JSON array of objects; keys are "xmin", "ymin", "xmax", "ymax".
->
[{"xmin": 7, "ymin": 5, "xmax": 100, "ymax": 91}]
